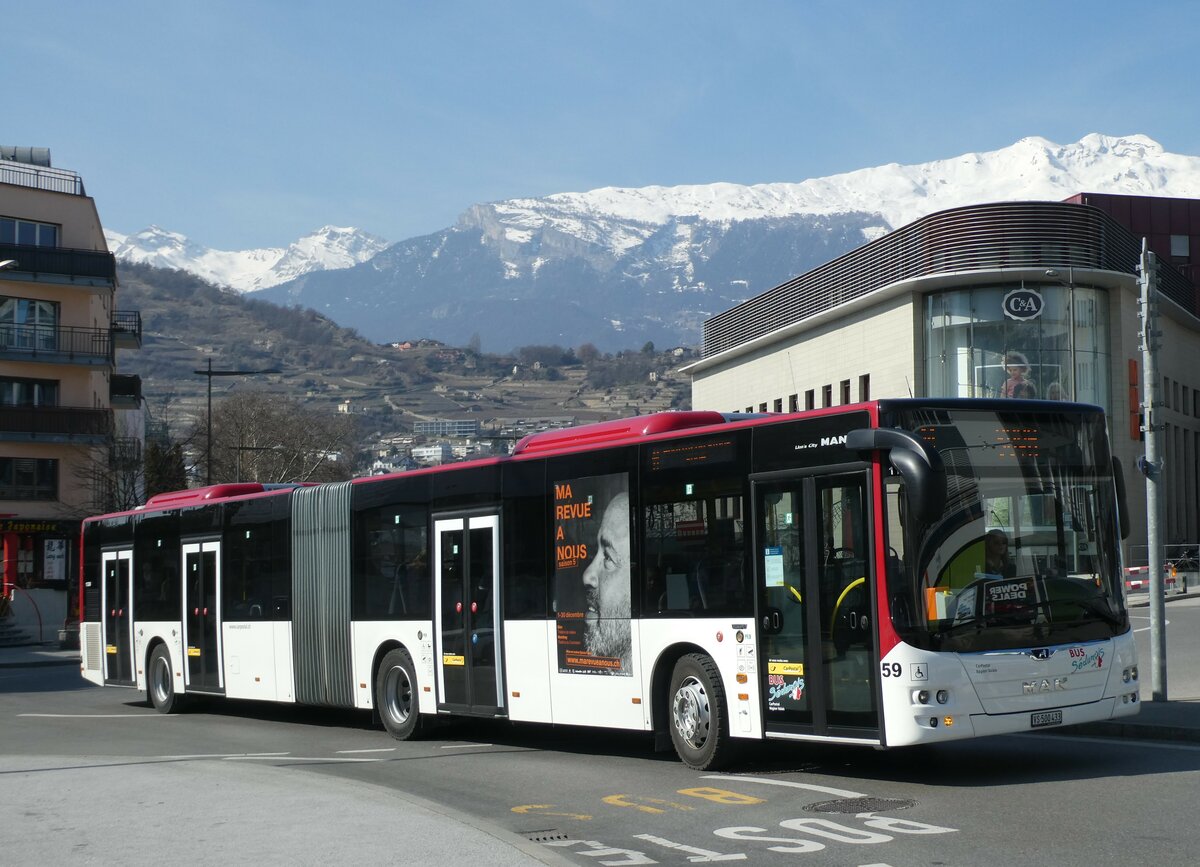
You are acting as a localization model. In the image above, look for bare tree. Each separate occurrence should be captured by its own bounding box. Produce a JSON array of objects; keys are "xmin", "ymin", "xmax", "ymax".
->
[{"xmin": 200, "ymin": 391, "xmax": 358, "ymax": 484}]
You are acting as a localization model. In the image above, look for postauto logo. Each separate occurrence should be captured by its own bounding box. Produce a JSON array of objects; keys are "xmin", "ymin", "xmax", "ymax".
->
[{"xmin": 1003, "ymin": 287, "xmax": 1044, "ymax": 321}]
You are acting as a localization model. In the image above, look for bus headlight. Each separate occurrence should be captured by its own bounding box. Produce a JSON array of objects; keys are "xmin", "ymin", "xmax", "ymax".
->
[
  {"xmin": 936, "ymin": 689, "xmax": 950, "ymax": 704},
  {"xmin": 915, "ymin": 689, "xmax": 930, "ymax": 704},
  {"xmin": 1122, "ymin": 668, "xmax": 1131, "ymax": 683}
]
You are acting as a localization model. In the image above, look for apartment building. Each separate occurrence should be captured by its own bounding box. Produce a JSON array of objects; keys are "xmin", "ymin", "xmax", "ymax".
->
[{"xmin": 0, "ymin": 147, "xmax": 141, "ymax": 638}]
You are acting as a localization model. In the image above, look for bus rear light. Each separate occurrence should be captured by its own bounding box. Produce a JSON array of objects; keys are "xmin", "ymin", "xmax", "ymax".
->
[
  {"xmin": 632, "ymin": 697, "xmax": 641, "ymax": 704},
  {"xmin": 736, "ymin": 673, "xmax": 748, "ymax": 683},
  {"xmin": 738, "ymin": 693, "xmax": 750, "ymax": 701}
]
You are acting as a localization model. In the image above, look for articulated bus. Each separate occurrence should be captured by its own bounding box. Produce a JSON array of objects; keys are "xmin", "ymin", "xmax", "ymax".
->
[{"xmin": 80, "ymin": 399, "xmax": 1139, "ymax": 769}]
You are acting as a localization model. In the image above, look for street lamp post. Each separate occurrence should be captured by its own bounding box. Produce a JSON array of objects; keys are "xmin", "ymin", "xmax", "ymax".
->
[{"xmin": 193, "ymin": 358, "xmax": 281, "ymax": 485}]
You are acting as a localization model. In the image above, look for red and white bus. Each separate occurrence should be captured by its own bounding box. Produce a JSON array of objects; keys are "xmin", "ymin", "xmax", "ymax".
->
[{"xmin": 79, "ymin": 399, "xmax": 1139, "ymax": 769}]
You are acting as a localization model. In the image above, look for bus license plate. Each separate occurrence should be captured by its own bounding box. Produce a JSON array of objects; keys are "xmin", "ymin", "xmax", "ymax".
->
[{"xmin": 1031, "ymin": 710, "xmax": 1063, "ymax": 729}]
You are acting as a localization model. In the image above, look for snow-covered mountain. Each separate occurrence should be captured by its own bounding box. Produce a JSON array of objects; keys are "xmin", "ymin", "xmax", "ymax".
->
[
  {"xmin": 464, "ymin": 133, "xmax": 1197, "ymax": 265},
  {"xmin": 105, "ymin": 225, "xmax": 389, "ymax": 292},
  {"xmin": 122, "ymin": 134, "xmax": 1200, "ymax": 351}
]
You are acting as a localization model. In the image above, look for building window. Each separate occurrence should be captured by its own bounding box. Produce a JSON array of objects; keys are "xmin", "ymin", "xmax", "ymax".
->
[
  {"xmin": 1171, "ymin": 234, "xmax": 1190, "ymax": 261},
  {"xmin": 0, "ymin": 457, "xmax": 57, "ymax": 500},
  {"xmin": 804, "ymin": 389, "xmax": 815, "ymax": 411},
  {"xmin": 745, "ymin": 406, "xmax": 752, "ymax": 413},
  {"xmin": 0, "ymin": 218, "xmax": 59, "ymax": 248},
  {"xmin": 788, "ymin": 394, "xmax": 798, "ymax": 413},
  {"xmin": 0, "ymin": 296, "xmax": 59, "ymax": 351},
  {"xmin": 840, "ymin": 379, "xmax": 851, "ymax": 404},
  {"xmin": 758, "ymin": 402, "xmax": 768, "ymax": 413},
  {"xmin": 773, "ymin": 398, "xmax": 783, "ymax": 413},
  {"xmin": 0, "ymin": 377, "xmax": 58, "ymax": 406},
  {"xmin": 924, "ymin": 283, "xmax": 1111, "ymax": 412},
  {"xmin": 821, "ymin": 385, "xmax": 832, "ymax": 408},
  {"xmin": 858, "ymin": 374, "xmax": 871, "ymax": 402}
]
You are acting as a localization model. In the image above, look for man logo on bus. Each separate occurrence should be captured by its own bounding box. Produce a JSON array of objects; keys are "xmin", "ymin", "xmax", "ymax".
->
[{"xmin": 581, "ymin": 491, "xmax": 632, "ymax": 661}]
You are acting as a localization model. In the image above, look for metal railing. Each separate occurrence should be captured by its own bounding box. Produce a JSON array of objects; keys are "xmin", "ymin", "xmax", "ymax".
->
[
  {"xmin": 0, "ymin": 405, "xmax": 111, "ymax": 438},
  {"xmin": 0, "ymin": 323, "xmax": 112, "ymax": 362},
  {"xmin": 109, "ymin": 436, "xmax": 142, "ymax": 468},
  {"xmin": 110, "ymin": 373, "xmax": 142, "ymax": 403},
  {"xmin": 703, "ymin": 201, "xmax": 1196, "ymax": 357},
  {"xmin": 111, "ymin": 310, "xmax": 141, "ymax": 340},
  {"xmin": 0, "ymin": 242, "xmax": 116, "ymax": 283},
  {"xmin": 0, "ymin": 160, "xmax": 84, "ymax": 196}
]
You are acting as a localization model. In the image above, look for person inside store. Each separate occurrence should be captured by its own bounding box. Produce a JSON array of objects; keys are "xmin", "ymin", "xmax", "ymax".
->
[{"xmin": 1002, "ymin": 351, "xmax": 1038, "ymax": 398}]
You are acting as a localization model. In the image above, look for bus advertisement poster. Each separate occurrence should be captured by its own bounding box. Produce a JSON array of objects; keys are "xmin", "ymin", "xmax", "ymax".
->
[{"xmin": 554, "ymin": 472, "xmax": 632, "ymax": 676}]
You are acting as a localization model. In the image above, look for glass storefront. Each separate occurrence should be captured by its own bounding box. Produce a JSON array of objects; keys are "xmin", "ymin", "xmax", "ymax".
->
[{"xmin": 924, "ymin": 283, "xmax": 1111, "ymax": 413}]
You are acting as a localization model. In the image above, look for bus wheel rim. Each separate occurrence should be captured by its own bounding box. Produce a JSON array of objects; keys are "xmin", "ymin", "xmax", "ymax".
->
[
  {"xmin": 152, "ymin": 656, "xmax": 171, "ymax": 704},
  {"xmin": 672, "ymin": 675, "xmax": 710, "ymax": 749},
  {"xmin": 384, "ymin": 665, "xmax": 412, "ymax": 724}
]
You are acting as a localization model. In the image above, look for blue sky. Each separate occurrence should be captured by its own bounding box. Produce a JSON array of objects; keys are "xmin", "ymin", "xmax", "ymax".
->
[{"xmin": 11, "ymin": 1, "xmax": 1199, "ymax": 250}]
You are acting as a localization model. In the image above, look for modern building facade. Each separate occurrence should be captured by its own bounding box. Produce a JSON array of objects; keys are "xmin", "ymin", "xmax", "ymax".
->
[
  {"xmin": 685, "ymin": 194, "xmax": 1200, "ymax": 561},
  {"xmin": 0, "ymin": 147, "xmax": 141, "ymax": 637}
]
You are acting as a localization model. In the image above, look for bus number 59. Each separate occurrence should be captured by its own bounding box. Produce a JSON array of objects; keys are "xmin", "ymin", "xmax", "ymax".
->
[{"xmin": 881, "ymin": 662, "xmax": 902, "ymax": 677}]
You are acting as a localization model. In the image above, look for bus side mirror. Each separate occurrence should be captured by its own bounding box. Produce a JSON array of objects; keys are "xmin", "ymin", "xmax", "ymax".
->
[
  {"xmin": 1112, "ymin": 456, "xmax": 1131, "ymax": 540},
  {"xmin": 846, "ymin": 428, "xmax": 946, "ymax": 524}
]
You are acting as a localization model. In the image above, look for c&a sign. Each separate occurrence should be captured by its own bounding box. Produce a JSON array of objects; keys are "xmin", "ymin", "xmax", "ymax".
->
[{"xmin": 1003, "ymin": 287, "xmax": 1044, "ymax": 320}]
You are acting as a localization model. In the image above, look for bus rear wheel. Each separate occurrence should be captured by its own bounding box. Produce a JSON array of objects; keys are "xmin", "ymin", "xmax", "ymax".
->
[
  {"xmin": 668, "ymin": 653, "xmax": 733, "ymax": 770},
  {"xmin": 376, "ymin": 648, "xmax": 425, "ymax": 740},
  {"xmin": 148, "ymin": 645, "xmax": 185, "ymax": 714}
]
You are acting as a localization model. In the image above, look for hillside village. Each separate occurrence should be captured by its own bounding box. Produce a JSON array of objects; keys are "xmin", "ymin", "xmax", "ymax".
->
[{"xmin": 116, "ymin": 261, "xmax": 697, "ymax": 474}]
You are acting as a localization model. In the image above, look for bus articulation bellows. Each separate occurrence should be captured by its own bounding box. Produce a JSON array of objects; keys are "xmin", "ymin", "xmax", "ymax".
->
[{"xmin": 80, "ymin": 399, "xmax": 1139, "ymax": 769}]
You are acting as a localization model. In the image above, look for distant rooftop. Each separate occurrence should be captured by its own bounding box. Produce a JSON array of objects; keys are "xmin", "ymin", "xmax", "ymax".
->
[{"xmin": 0, "ymin": 146, "xmax": 84, "ymax": 196}]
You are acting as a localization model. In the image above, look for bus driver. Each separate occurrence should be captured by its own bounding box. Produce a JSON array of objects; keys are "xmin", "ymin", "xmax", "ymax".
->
[{"xmin": 581, "ymin": 491, "xmax": 633, "ymax": 662}]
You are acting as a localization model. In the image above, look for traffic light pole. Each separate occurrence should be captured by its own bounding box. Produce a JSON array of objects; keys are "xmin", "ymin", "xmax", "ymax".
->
[{"xmin": 1139, "ymin": 239, "xmax": 1167, "ymax": 702}]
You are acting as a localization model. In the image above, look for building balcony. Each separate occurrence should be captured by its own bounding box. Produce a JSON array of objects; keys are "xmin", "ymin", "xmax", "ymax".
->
[
  {"xmin": 110, "ymin": 374, "xmax": 142, "ymax": 408},
  {"xmin": 0, "ymin": 242, "xmax": 116, "ymax": 289},
  {"xmin": 0, "ymin": 323, "xmax": 112, "ymax": 366},
  {"xmin": 0, "ymin": 405, "xmax": 111, "ymax": 444},
  {"xmin": 111, "ymin": 311, "xmax": 142, "ymax": 349},
  {"xmin": 109, "ymin": 436, "xmax": 143, "ymax": 469}
]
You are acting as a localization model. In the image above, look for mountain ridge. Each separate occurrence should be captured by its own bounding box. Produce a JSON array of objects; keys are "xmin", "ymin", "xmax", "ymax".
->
[{"xmin": 110, "ymin": 133, "xmax": 1200, "ymax": 351}]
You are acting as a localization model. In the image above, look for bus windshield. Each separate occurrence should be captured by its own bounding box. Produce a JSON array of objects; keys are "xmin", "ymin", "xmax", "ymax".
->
[{"xmin": 886, "ymin": 407, "xmax": 1127, "ymax": 653}]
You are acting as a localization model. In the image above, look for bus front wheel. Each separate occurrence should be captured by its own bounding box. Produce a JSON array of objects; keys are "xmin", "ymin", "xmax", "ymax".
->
[
  {"xmin": 376, "ymin": 648, "xmax": 425, "ymax": 740},
  {"xmin": 668, "ymin": 653, "xmax": 733, "ymax": 770},
  {"xmin": 147, "ymin": 644, "xmax": 185, "ymax": 714}
]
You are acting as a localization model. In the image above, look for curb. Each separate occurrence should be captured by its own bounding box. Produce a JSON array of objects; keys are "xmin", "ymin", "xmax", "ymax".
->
[
  {"xmin": 1126, "ymin": 590, "xmax": 1200, "ymax": 608},
  {"xmin": 1064, "ymin": 720, "xmax": 1200, "ymax": 743}
]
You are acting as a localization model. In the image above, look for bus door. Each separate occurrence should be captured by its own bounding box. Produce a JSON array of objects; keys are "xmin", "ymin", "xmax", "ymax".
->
[
  {"xmin": 100, "ymin": 549, "xmax": 134, "ymax": 685},
  {"xmin": 433, "ymin": 513, "xmax": 504, "ymax": 716},
  {"xmin": 754, "ymin": 470, "xmax": 878, "ymax": 740},
  {"xmin": 181, "ymin": 540, "xmax": 223, "ymax": 693}
]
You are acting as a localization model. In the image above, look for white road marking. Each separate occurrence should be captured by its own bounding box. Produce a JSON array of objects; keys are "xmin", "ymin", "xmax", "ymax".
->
[
  {"xmin": 336, "ymin": 747, "xmax": 397, "ymax": 754},
  {"xmin": 224, "ymin": 755, "xmax": 381, "ymax": 763},
  {"xmin": 634, "ymin": 833, "xmax": 746, "ymax": 861},
  {"xmin": 702, "ymin": 774, "xmax": 867, "ymax": 799},
  {"xmin": 440, "ymin": 742, "xmax": 494, "ymax": 749}
]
